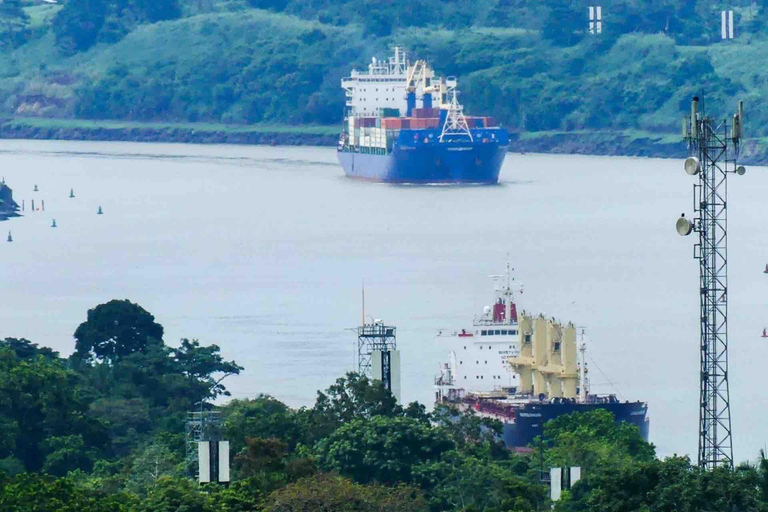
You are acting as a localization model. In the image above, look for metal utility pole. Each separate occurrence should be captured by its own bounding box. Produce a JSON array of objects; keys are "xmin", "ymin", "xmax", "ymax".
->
[{"xmin": 678, "ymin": 96, "xmax": 745, "ymax": 469}]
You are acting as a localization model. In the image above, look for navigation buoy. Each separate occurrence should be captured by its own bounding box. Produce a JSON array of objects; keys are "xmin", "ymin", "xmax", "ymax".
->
[
  {"xmin": 51, "ymin": 219, "xmax": 57, "ymax": 228},
  {"xmin": 7, "ymin": 231, "xmax": 12, "ymax": 243},
  {"xmin": 69, "ymin": 188, "xmax": 75, "ymax": 198},
  {"xmin": 97, "ymin": 206, "xmax": 103, "ymax": 215},
  {"xmin": 33, "ymin": 185, "xmax": 38, "ymax": 192}
]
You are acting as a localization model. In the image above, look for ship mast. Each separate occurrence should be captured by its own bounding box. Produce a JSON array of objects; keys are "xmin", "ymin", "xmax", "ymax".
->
[
  {"xmin": 578, "ymin": 329, "xmax": 589, "ymax": 402},
  {"xmin": 505, "ymin": 262, "xmax": 512, "ymax": 326},
  {"xmin": 439, "ymin": 91, "xmax": 473, "ymax": 142}
]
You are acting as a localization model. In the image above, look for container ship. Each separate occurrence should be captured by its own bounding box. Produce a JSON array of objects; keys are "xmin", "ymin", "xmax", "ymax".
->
[
  {"xmin": 434, "ymin": 268, "xmax": 649, "ymax": 449},
  {"xmin": 338, "ymin": 47, "xmax": 509, "ymax": 183}
]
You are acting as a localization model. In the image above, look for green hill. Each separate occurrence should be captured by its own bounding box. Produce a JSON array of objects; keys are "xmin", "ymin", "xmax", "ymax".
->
[{"xmin": 1, "ymin": 0, "xmax": 768, "ymax": 159}]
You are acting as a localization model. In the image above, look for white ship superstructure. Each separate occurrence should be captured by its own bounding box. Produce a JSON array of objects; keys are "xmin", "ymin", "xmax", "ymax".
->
[
  {"xmin": 435, "ymin": 267, "xmax": 522, "ymax": 398},
  {"xmin": 342, "ymin": 46, "xmax": 409, "ymax": 117},
  {"xmin": 341, "ymin": 46, "xmax": 458, "ymax": 117}
]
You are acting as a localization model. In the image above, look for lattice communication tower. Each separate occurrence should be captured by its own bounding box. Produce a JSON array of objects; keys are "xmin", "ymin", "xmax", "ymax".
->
[
  {"xmin": 185, "ymin": 410, "xmax": 221, "ymax": 478},
  {"xmin": 678, "ymin": 96, "xmax": 745, "ymax": 469},
  {"xmin": 357, "ymin": 321, "xmax": 397, "ymax": 391}
]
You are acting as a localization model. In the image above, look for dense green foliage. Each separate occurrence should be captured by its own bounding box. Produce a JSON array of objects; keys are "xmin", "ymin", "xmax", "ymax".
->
[
  {"xmin": 4, "ymin": 301, "xmax": 768, "ymax": 510},
  {"xmin": 1, "ymin": 0, "xmax": 767, "ymax": 140}
]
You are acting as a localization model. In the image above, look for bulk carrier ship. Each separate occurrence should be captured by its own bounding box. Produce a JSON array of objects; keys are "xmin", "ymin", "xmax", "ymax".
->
[
  {"xmin": 434, "ymin": 269, "xmax": 649, "ymax": 449},
  {"xmin": 338, "ymin": 47, "xmax": 509, "ymax": 183}
]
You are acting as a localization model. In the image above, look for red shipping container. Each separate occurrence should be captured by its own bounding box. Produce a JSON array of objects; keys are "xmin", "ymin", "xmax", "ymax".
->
[
  {"xmin": 411, "ymin": 108, "xmax": 439, "ymax": 119},
  {"xmin": 382, "ymin": 117, "xmax": 402, "ymax": 129}
]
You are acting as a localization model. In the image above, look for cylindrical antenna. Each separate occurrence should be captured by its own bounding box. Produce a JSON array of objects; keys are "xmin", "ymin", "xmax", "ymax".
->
[
  {"xmin": 691, "ymin": 96, "xmax": 699, "ymax": 138},
  {"xmin": 738, "ymin": 100, "xmax": 744, "ymax": 138}
]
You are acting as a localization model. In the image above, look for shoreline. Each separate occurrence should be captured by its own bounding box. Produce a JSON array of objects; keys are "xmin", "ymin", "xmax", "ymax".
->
[{"xmin": 2, "ymin": 118, "xmax": 767, "ymax": 164}]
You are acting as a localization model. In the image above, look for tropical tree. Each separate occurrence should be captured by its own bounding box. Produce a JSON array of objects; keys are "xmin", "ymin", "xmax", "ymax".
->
[
  {"xmin": 537, "ymin": 409, "xmax": 656, "ymax": 473},
  {"xmin": 264, "ymin": 473, "xmax": 428, "ymax": 512},
  {"xmin": 0, "ymin": 347, "xmax": 106, "ymax": 472},
  {"xmin": 555, "ymin": 455, "xmax": 764, "ymax": 512},
  {"xmin": 73, "ymin": 300, "xmax": 164, "ymax": 364},
  {"xmin": 314, "ymin": 415, "xmax": 454, "ymax": 485}
]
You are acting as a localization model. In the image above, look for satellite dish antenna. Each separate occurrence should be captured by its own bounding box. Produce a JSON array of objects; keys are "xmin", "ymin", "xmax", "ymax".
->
[
  {"xmin": 676, "ymin": 215, "xmax": 694, "ymax": 236},
  {"xmin": 736, "ymin": 165, "xmax": 746, "ymax": 176},
  {"xmin": 684, "ymin": 156, "xmax": 700, "ymax": 175}
]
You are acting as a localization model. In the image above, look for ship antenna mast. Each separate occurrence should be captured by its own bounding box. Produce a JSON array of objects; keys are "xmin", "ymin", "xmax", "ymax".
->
[
  {"xmin": 439, "ymin": 90, "xmax": 473, "ymax": 142},
  {"xmin": 578, "ymin": 328, "xmax": 589, "ymax": 402}
]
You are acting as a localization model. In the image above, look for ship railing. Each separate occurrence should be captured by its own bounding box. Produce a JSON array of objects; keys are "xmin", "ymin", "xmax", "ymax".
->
[{"xmin": 473, "ymin": 318, "xmax": 519, "ymax": 327}]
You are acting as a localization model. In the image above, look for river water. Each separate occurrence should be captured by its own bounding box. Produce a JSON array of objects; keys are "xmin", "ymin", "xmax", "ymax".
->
[{"xmin": 0, "ymin": 139, "xmax": 765, "ymax": 461}]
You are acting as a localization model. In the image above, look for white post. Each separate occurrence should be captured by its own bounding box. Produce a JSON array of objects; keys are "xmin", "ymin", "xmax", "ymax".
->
[
  {"xmin": 218, "ymin": 441, "xmax": 230, "ymax": 483},
  {"xmin": 550, "ymin": 468, "xmax": 562, "ymax": 501},
  {"xmin": 729, "ymin": 11, "xmax": 734, "ymax": 39},
  {"xmin": 198, "ymin": 442, "xmax": 210, "ymax": 483},
  {"xmin": 596, "ymin": 6, "xmax": 602, "ymax": 34},
  {"xmin": 570, "ymin": 466, "xmax": 582, "ymax": 487}
]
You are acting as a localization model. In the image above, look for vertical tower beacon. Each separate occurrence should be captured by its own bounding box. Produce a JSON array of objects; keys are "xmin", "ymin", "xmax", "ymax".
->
[
  {"xmin": 357, "ymin": 320, "xmax": 401, "ymax": 403},
  {"xmin": 678, "ymin": 96, "xmax": 745, "ymax": 469}
]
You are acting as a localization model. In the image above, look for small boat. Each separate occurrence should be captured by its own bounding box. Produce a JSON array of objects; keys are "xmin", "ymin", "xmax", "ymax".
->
[
  {"xmin": 97, "ymin": 206, "xmax": 103, "ymax": 215},
  {"xmin": 51, "ymin": 219, "xmax": 57, "ymax": 228}
]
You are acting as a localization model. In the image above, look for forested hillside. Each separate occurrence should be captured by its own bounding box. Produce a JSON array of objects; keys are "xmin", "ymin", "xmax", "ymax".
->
[{"xmin": 1, "ymin": 0, "xmax": 767, "ymax": 153}]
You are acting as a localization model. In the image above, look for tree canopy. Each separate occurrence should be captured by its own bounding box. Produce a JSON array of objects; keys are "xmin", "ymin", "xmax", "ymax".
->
[{"xmin": 73, "ymin": 299, "xmax": 164, "ymax": 363}]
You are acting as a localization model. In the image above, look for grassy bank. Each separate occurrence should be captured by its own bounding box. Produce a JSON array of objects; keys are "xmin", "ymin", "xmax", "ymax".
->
[
  {"xmin": 0, "ymin": 117, "xmax": 339, "ymax": 146},
  {"xmin": 5, "ymin": 117, "xmax": 768, "ymax": 164}
]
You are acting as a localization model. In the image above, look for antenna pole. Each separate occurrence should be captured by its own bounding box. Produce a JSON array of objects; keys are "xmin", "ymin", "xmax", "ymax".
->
[{"xmin": 579, "ymin": 330, "xmax": 587, "ymax": 402}]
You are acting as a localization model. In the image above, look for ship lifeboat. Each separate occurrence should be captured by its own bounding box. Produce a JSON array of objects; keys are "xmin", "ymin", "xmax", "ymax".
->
[{"xmin": 457, "ymin": 329, "xmax": 473, "ymax": 337}]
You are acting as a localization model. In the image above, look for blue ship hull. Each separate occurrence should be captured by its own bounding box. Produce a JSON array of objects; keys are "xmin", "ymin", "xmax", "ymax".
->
[
  {"xmin": 501, "ymin": 400, "xmax": 650, "ymax": 448},
  {"xmin": 338, "ymin": 128, "xmax": 509, "ymax": 184}
]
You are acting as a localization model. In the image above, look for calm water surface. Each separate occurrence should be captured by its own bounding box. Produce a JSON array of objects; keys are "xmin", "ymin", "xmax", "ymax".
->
[{"xmin": 0, "ymin": 139, "xmax": 766, "ymax": 461}]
